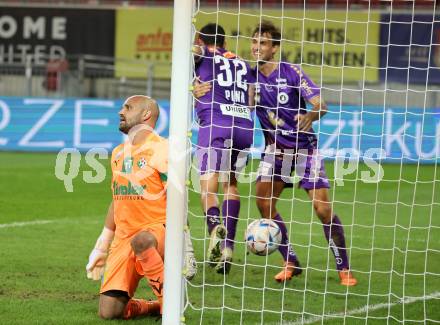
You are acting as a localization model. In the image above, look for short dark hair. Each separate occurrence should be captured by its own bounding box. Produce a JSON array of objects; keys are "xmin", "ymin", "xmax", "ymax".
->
[
  {"xmin": 252, "ymin": 21, "xmax": 281, "ymax": 46},
  {"xmin": 199, "ymin": 23, "xmax": 225, "ymax": 47}
]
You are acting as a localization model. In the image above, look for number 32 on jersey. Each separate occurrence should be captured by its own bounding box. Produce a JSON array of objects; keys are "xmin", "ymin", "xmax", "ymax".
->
[{"xmin": 215, "ymin": 55, "xmax": 249, "ymax": 101}]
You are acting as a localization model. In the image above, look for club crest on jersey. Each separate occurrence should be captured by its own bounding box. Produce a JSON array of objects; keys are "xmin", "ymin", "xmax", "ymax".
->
[
  {"xmin": 278, "ymin": 92, "xmax": 289, "ymax": 104},
  {"xmin": 122, "ymin": 157, "xmax": 133, "ymax": 174},
  {"xmin": 137, "ymin": 157, "xmax": 147, "ymax": 169}
]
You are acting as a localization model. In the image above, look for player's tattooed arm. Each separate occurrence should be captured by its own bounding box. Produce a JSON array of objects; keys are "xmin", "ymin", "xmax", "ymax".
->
[{"xmin": 295, "ymin": 95, "xmax": 328, "ymax": 131}]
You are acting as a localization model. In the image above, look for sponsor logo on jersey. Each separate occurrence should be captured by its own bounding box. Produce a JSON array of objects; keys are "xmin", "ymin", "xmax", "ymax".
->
[
  {"xmin": 220, "ymin": 104, "xmax": 252, "ymax": 120},
  {"xmin": 280, "ymin": 129, "xmax": 295, "ymax": 136},
  {"xmin": 264, "ymin": 84, "xmax": 274, "ymax": 92},
  {"xmin": 301, "ymin": 79, "xmax": 314, "ymax": 96},
  {"xmin": 276, "ymin": 78, "xmax": 288, "ymax": 88},
  {"xmin": 113, "ymin": 181, "xmax": 146, "ymax": 196}
]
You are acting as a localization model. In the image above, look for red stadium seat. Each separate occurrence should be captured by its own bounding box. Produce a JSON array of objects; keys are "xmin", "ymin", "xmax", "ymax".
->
[{"xmin": 44, "ymin": 59, "xmax": 69, "ymax": 92}]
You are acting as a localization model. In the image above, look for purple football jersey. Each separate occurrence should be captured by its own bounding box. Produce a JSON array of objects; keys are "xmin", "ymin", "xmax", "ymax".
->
[
  {"xmin": 255, "ymin": 63, "xmax": 321, "ymax": 149},
  {"xmin": 195, "ymin": 46, "xmax": 255, "ymax": 128}
]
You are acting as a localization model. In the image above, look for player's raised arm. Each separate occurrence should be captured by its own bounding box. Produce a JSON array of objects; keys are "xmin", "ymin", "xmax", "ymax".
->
[{"xmin": 86, "ymin": 201, "xmax": 115, "ymax": 280}]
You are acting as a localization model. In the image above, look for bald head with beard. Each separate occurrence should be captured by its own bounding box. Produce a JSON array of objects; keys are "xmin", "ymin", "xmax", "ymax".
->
[{"xmin": 118, "ymin": 95, "xmax": 159, "ymax": 134}]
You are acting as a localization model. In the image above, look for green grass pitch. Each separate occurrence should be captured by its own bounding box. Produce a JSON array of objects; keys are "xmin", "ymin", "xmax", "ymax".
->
[{"xmin": 0, "ymin": 152, "xmax": 439, "ymax": 324}]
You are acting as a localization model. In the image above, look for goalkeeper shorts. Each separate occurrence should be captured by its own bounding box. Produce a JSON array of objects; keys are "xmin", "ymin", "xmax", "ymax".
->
[{"xmin": 100, "ymin": 223, "xmax": 166, "ymax": 297}]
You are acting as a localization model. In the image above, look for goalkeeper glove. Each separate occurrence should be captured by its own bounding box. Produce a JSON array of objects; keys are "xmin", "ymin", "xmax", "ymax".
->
[
  {"xmin": 86, "ymin": 227, "xmax": 114, "ymax": 280},
  {"xmin": 183, "ymin": 225, "xmax": 197, "ymax": 280}
]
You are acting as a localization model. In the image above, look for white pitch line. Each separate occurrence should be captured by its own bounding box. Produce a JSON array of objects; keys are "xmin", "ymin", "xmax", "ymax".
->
[
  {"xmin": 0, "ymin": 219, "xmax": 56, "ymax": 228},
  {"xmin": 289, "ymin": 291, "xmax": 440, "ymax": 325},
  {"xmin": 0, "ymin": 218, "xmax": 100, "ymax": 229}
]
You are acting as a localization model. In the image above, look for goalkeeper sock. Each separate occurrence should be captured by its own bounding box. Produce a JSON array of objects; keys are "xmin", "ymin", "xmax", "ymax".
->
[
  {"xmin": 221, "ymin": 199, "xmax": 240, "ymax": 250},
  {"xmin": 136, "ymin": 247, "xmax": 164, "ymax": 310},
  {"xmin": 323, "ymin": 215, "xmax": 349, "ymax": 270},
  {"xmin": 274, "ymin": 214, "xmax": 298, "ymax": 263},
  {"xmin": 123, "ymin": 299, "xmax": 161, "ymax": 319},
  {"xmin": 206, "ymin": 206, "xmax": 221, "ymax": 234}
]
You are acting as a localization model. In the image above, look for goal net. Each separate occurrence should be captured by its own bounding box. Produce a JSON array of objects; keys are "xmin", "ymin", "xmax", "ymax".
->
[{"xmin": 179, "ymin": 1, "xmax": 440, "ymax": 324}]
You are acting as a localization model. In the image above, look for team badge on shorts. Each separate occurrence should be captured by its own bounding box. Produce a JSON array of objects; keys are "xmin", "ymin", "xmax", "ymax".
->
[{"xmin": 137, "ymin": 157, "xmax": 147, "ymax": 169}]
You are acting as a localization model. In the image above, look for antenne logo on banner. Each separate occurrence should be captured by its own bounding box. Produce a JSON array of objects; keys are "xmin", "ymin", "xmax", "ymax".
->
[
  {"xmin": 114, "ymin": 8, "xmax": 380, "ymax": 83},
  {"xmin": 115, "ymin": 8, "xmax": 173, "ymax": 79},
  {"xmin": 0, "ymin": 97, "xmax": 439, "ymax": 164}
]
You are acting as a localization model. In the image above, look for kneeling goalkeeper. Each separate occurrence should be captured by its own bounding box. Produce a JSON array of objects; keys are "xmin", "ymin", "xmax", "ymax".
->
[{"xmin": 85, "ymin": 95, "xmax": 195, "ymax": 319}]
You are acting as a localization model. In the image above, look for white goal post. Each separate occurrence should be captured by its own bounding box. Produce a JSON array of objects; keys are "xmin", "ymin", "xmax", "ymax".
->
[{"xmin": 163, "ymin": 0, "xmax": 194, "ymax": 324}]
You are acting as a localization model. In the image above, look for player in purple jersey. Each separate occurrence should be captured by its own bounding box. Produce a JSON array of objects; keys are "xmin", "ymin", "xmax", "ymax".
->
[
  {"xmin": 194, "ymin": 21, "xmax": 357, "ymax": 286},
  {"xmin": 251, "ymin": 21, "xmax": 357, "ymax": 286},
  {"xmin": 193, "ymin": 23, "xmax": 255, "ymax": 274}
]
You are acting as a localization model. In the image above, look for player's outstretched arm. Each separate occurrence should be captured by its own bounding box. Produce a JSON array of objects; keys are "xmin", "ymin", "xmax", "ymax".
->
[{"xmin": 86, "ymin": 201, "xmax": 115, "ymax": 280}]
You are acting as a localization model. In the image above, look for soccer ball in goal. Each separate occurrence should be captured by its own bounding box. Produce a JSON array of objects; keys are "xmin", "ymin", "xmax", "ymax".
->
[{"xmin": 245, "ymin": 219, "xmax": 282, "ymax": 256}]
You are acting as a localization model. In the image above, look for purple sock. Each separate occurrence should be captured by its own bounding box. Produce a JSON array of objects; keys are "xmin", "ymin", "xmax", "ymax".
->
[
  {"xmin": 221, "ymin": 200, "xmax": 240, "ymax": 250},
  {"xmin": 273, "ymin": 214, "xmax": 298, "ymax": 263},
  {"xmin": 206, "ymin": 206, "xmax": 220, "ymax": 234},
  {"xmin": 323, "ymin": 215, "xmax": 349, "ymax": 270}
]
